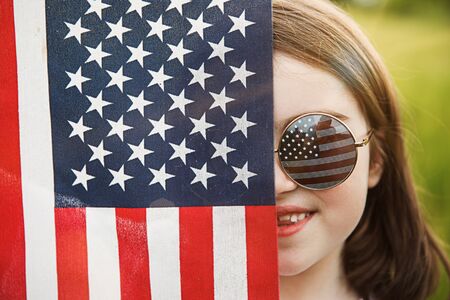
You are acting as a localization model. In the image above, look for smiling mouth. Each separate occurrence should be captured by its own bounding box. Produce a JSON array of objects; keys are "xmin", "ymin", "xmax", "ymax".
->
[
  {"xmin": 277, "ymin": 211, "xmax": 313, "ymax": 226},
  {"xmin": 276, "ymin": 205, "xmax": 317, "ymax": 237}
]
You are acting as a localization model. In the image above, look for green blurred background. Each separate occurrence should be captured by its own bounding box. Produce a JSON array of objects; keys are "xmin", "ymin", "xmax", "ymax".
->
[{"xmin": 335, "ymin": 0, "xmax": 450, "ymax": 298}]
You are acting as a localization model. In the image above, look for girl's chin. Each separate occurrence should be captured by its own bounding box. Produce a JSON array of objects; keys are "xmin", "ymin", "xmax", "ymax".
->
[
  {"xmin": 279, "ymin": 268, "xmax": 301, "ymax": 277},
  {"xmin": 278, "ymin": 257, "xmax": 310, "ymax": 276}
]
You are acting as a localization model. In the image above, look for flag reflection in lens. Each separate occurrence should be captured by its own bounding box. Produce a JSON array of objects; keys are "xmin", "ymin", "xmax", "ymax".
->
[{"xmin": 278, "ymin": 114, "xmax": 357, "ymax": 189}]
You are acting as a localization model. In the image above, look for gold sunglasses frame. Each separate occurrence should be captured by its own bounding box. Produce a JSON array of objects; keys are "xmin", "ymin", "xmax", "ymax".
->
[{"xmin": 274, "ymin": 112, "xmax": 374, "ymax": 190}]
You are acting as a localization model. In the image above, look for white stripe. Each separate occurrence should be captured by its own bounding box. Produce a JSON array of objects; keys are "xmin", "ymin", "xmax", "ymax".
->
[
  {"xmin": 86, "ymin": 208, "xmax": 121, "ymax": 300},
  {"xmin": 319, "ymin": 137, "xmax": 354, "ymax": 151},
  {"xmin": 213, "ymin": 206, "xmax": 248, "ymax": 300},
  {"xmin": 147, "ymin": 207, "xmax": 181, "ymax": 300},
  {"xmin": 14, "ymin": 0, "xmax": 58, "ymax": 298}
]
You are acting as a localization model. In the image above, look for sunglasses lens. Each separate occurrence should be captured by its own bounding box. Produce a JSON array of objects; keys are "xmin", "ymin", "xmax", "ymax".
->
[{"xmin": 278, "ymin": 114, "xmax": 357, "ymax": 189}]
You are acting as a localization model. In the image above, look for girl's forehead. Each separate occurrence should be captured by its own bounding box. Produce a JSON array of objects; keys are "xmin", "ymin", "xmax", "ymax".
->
[{"xmin": 273, "ymin": 52, "xmax": 366, "ymax": 134}]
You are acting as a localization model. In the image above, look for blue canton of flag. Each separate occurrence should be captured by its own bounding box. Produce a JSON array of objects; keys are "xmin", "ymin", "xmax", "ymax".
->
[{"xmin": 46, "ymin": 0, "xmax": 274, "ymax": 208}]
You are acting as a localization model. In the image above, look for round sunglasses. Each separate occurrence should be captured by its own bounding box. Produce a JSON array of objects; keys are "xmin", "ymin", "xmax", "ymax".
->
[{"xmin": 274, "ymin": 112, "xmax": 374, "ymax": 190}]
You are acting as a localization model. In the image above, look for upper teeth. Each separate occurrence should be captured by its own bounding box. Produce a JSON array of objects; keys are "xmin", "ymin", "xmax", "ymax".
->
[{"xmin": 278, "ymin": 212, "xmax": 310, "ymax": 223}]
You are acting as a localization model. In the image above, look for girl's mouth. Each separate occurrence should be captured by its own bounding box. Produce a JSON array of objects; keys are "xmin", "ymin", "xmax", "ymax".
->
[{"xmin": 277, "ymin": 207, "xmax": 316, "ymax": 237}]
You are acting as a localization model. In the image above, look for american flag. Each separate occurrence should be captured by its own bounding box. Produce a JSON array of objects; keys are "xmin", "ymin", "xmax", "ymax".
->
[
  {"xmin": 0, "ymin": 0, "xmax": 278, "ymax": 299},
  {"xmin": 278, "ymin": 114, "xmax": 357, "ymax": 189}
]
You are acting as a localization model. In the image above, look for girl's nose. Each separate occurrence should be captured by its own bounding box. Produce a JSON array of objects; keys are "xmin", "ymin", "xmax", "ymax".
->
[{"xmin": 274, "ymin": 152, "xmax": 298, "ymax": 196}]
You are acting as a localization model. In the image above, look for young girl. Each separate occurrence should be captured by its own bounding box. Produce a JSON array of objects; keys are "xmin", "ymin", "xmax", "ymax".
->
[{"xmin": 271, "ymin": 0, "xmax": 450, "ymax": 299}]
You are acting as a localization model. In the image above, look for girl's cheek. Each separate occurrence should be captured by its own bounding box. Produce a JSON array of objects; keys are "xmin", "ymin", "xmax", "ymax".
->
[{"xmin": 319, "ymin": 179, "xmax": 367, "ymax": 238}]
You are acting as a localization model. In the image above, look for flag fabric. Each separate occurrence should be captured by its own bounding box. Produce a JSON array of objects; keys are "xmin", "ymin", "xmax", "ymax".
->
[{"xmin": 0, "ymin": 0, "xmax": 278, "ymax": 299}]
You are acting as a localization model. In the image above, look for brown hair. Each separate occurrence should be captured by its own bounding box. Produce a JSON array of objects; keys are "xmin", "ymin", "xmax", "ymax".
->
[{"xmin": 272, "ymin": 0, "xmax": 450, "ymax": 299}]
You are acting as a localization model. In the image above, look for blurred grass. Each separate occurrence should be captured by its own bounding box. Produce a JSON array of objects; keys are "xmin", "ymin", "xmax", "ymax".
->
[{"xmin": 342, "ymin": 6, "xmax": 450, "ymax": 299}]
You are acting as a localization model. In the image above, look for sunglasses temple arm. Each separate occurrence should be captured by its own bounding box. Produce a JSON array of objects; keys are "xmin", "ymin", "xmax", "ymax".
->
[{"xmin": 354, "ymin": 129, "xmax": 374, "ymax": 148}]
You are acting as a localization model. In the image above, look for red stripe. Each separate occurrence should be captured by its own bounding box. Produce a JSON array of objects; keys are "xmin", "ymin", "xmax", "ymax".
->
[
  {"xmin": 246, "ymin": 206, "xmax": 279, "ymax": 300},
  {"xmin": 315, "ymin": 118, "xmax": 332, "ymax": 130},
  {"xmin": 179, "ymin": 207, "xmax": 214, "ymax": 300},
  {"xmin": 55, "ymin": 208, "xmax": 89, "ymax": 300},
  {"xmin": 116, "ymin": 208, "xmax": 151, "ymax": 300},
  {"xmin": 0, "ymin": 0, "xmax": 27, "ymax": 298}
]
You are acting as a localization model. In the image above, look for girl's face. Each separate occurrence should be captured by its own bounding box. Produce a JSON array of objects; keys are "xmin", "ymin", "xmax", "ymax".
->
[{"xmin": 274, "ymin": 50, "xmax": 380, "ymax": 276}]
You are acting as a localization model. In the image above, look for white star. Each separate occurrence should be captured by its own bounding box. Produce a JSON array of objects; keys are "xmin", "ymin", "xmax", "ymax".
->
[
  {"xmin": 147, "ymin": 15, "xmax": 171, "ymax": 41},
  {"xmin": 86, "ymin": 91, "xmax": 113, "ymax": 118},
  {"xmin": 68, "ymin": 116, "xmax": 91, "ymax": 142},
  {"xmin": 148, "ymin": 115, "xmax": 173, "ymax": 141},
  {"xmin": 66, "ymin": 67, "xmax": 90, "ymax": 93},
  {"xmin": 64, "ymin": 18, "xmax": 90, "ymax": 44},
  {"xmin": 166, "ymin": 0, "xmax": 190, "ymax": 14},
  {"xmin": 232, "ymin": 162, "xmax": 257, "ymax": 188},
  {"xmin": 207, "ymin": 0, "xmax": 227, "ymax": 13},
  {"xmin": 208, "ymin": 37, "xmax": 233, "ymax": 63},
  {"xmin": 126, "ymin": 0, "xmax": 150, "ymax": 17},
  {"xmin": 72, "ymin": 165, "xmax": 95, "ymax": 191},
  {"xmin": 187, "ymin": 12, "xmax": 212, "ymax": 39},
  {"xmin": 85, "ymin": 0, "xmax": 110, "ymax": 18},
  {"xmin": 188, "ymin": 63, "xmax": 213, "ymax": 89},
  {"xmin": 107, "ymin": 115, "xmax": 132, "ymax": 141},
  {"xmin": 106, "ymin": 66, "xmax": 132, "ymax": 92},
  {"xmin": 149, "ymin": 163, "xmax": 175, "ymax": 190},
  {"xmin": 209, "ymin": 88, "xmax": 235, "ymax": 114},
  {"xmin": 189, "ymin": 113, "xmax": 214, "ymax": 139},
  {"xmin": 230, "ymin": 60, "xmax": 255, "ymax": 87},
  {"xmin": 168, "ymin": 39, "xmax": 192, "ymax": 65},
  {"xmin": 211, "ymin": 137, "xmax": 236, "ymax": 163},
  {"xmin": 190, "ymin": 163, "xmax": 215, "ymax": 189},
  {"xmin": 168, "ymin": 90, "xmax": 193, "ymax": 115},
  {"xmin": 109, "ymin": 165, "xmax": 133, "ymax": 191},
  {"xmin": 148, "ymin": 66, "xmax": 172, "ymax": 91},
  {"xmin": 228, "ymin": 10, "xmax": 255, "ymax": 38},
  {"xmin": 169, "ymin": 139, "xmax": 195, "ymax": 164},
  {"xmin": 231, "ymin": 111, "xmax": 256, "ymax": 138},
  {"xmin": 128, "ymin": 140, "xmax": 153, "ymax": 165},
  {"xmin": 106, "ymin": 17, "xmax": 131, "ymax": 43},
  {"xmin": 88, "ymin": 141, "xmax": 112, "ymax": 166},
  {"xmin": 127, "ymin": 91, "xmax": 153, "ymax": 116},
  {"xmin": 127, "ymin": 42, "xmax": 152, "ymax": 67},
  {"xmin": 85, "ymin": 42, "xmax": 111, "ymax": 68}
]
